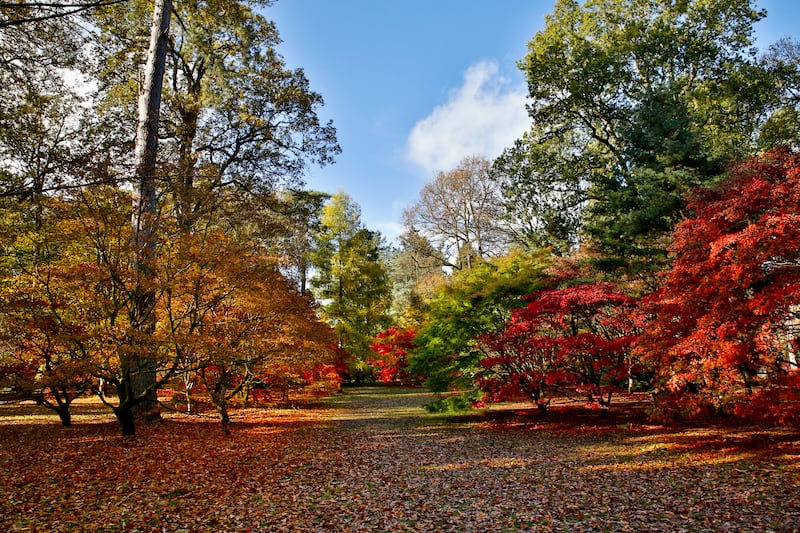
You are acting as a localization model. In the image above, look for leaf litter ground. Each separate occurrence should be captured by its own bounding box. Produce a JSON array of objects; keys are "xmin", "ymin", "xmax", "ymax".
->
[{"xmin": 1, "ymin": 389, "xmax": 799, "ymax": 532}]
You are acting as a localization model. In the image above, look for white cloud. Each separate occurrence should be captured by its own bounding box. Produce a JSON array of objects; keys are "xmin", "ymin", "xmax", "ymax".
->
[
  {"xmin": 375, "ymin": 219, "xmax": 405, "ymax": 244},
  {"xmin": 406, "ymin": 61, "xmax": 529, "ymax": 175}
]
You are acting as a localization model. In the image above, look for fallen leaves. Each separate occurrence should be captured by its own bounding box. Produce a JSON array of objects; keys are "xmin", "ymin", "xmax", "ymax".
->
[{"xmin": 1, "ymin": 389, "xmax": 799, "ymax": 531}]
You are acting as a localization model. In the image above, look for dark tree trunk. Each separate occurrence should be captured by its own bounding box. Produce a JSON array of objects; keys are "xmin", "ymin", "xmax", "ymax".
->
[
  {"xmin": 56, "ymin": 404, "xmax": 72, "ymax": 427},
  {"xmin": 114, "ymin": 406, "xmax": 136, "ymax": 436},
  {"xmin": 599, "ymin": 393, "xmax": 612, "ymax": 418},
  {"xmin": 300, "ymin": 256, "xmax": 308, "ymax": 296},
  {"xmin": 218, "ymin": 402, "xmax": 231, "ymax": 436},
  {"xmin": 175, "ymin": 105, "xmax": 199, "ymax": 230},
  {"xmin": 240, "ymin": 383, "xmax": 250, "ymax": 408}
]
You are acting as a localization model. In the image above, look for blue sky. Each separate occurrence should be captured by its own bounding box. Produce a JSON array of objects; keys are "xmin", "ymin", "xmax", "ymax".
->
[{"xmin": 267, "ymin": 0, "xmax": 799, "ymax": 243}]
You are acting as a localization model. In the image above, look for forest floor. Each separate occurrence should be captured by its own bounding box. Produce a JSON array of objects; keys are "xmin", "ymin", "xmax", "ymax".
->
[{"xmin": 1, "ymin": 387, "xmax": 799, "ymax": 532}]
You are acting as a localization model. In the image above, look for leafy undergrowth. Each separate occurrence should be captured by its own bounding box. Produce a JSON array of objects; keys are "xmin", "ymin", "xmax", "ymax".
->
[{"xmin": 1, "ymin": 389, "xmax": 799, "ymax": 532}]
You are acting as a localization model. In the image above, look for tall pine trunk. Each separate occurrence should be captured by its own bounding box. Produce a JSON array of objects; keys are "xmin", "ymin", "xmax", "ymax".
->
[{"xmin": 128, "ymin": 0, "xmax": 172, "ymax": 426}]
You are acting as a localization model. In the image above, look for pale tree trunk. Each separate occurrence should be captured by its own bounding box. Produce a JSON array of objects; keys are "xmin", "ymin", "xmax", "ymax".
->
[
  {"xmin": 183, "ymin": 371, "xmax": 194, "ymax": 413},
  {"xmin": 129, "ymin": 0, "xmax": 172, "ymax": 423}
]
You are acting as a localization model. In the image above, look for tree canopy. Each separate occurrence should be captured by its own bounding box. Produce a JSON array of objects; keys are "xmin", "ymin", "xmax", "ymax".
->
[
  {"xmin": 404, "ymin": 156, "xmax": 507, "ymax": 270},
  {"xmin": 0, "ymin": 0, "xmax": 341, "ymax": 434},
  {"xmin": 93, "ymin": 0, "xmax": 340, "ymax": 230},
  {"xmin": 637, "ymin": 148, "xmax": 800, "ymax": 423},
  {"xmin": 408, "ymin": 250, "xmax": 552, "ymax": 392},
  {"xmin": 498, "ymin": 0, "xmax": 795, "ymax": 277},
  {"xmin": 311, "ymin": 191, "xmax": 392, "ymax": 382}
]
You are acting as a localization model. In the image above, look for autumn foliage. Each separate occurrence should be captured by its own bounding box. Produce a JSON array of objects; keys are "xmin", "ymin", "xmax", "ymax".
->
[
  {"xmin": 0, "ymin": 188, "xmax": 338, "ymax": 434},
  {"xmin": 369, "ymin": 327, "xmax": 417, "ymax": 385},
  {"xmin": 478, "ymin": 282, "xmax": 639, "ymax": 414},
  {"xmin": 471, "ymin": 150, "xmax": 800, "ymax": 425},
  {"xmin": 637, "ymin": 148, "xmax": 800, "ymax": 423},
  {"xmin": 0, "ymin": 197, "xmax": 109, "ymax": 426}
]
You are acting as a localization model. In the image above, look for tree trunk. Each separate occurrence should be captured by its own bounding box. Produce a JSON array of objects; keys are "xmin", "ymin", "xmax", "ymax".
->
[
  {"xmin": 218, "ymin": 401, "xmax": 231, "ymax": 436},
  {"xmin": 599, "ymin": 393, "xmax": 612, "ymax": 418},
  {"xmin": 240, "ymin": 383, "xmax": 250, "ymax": 408},
  {"xmin": 130, "ymin": 0, "xmax": 172, "ymax": 418},
  {"xmin": 183, "ymin": 374, "xmax": 194, "ymax": 413},
  {"xmin": 56, "ymin": 404, "xmax": 72, "ymax": 427},
  {"xmin": 114, "ymin": 405, "xmax": 136, "ymax": 436},
  {"xmin": 537, "ymin": 401, "xmax": 548, "ymax": 414},
  {"xmin": 175, "ymin": 105, "xmax": 199, "ymax": 230},
  {"xmin": 300, "ymin": 258, "xmax": 308, "ymax": 296}
]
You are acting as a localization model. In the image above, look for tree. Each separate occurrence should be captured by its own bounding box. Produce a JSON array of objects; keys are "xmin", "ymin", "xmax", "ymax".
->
[
  {"xmin": 758, "ymin": 38, "xmax": 800, "ymax": 151},
  {"xmin": 0, "ymin": 5, "xmax": 119, "ymax": 425},
  {"xmin": 0, "ymin": 3, "xmax": 101, "ymax": 416},
  {"xmin": 0, "ymin": 198, "xmax": 97, "ymax": 426},
  {"xmin": 69, "ymin": 186, "xmax": 179, "ymax": 435},
  {"xmin": 409, "ymin": 249, "xmax": 551, "ymax": 392},
  {"xmin": 637, "ymin": 148, "xmax": 800, "ymax": 424},
  {"xmin": 128, "ymin": 0, "xmax": 172, "ymax": 420},
  {"xmin": 311, "ymin": 191, "xmax": 391, "ymax": 382},
  {"xmin": 511, "ymin": 0, "xmax": 782, "ymax": 276},
  {"xmin": 387, "ymin": 228, "xmax": 447, "ymax": 328},
  {"xmin": 158, "ymin": 229, "xmax": 336, "ymax": 433},
  {"xmin": 0, "ymin": 185, "xmax": 181, "ymax": 434},
  {"xmin": 89, "ymin": 0, "xmax": 336, "ymax": 431},
  {"xmin": 369, "ymin": 327, "xmax": 417, "ymax": 385},
  {"xmin": 478, "ymin": 281, "xmax": 640, "ymax": 415},
  {"xmin": 0, "ymin": 1, "xmax": 104, "ymax": 200},
  {"xmin": 93, "ymin": 0, "xmax": 340, "ymax": 231},
  {"xmin": 404, "ymin": 156, "xmax": 506, "ymax": 270},
  {"xmin": 491, "ymin": 128, "xmax": 588, "ymax": 255},
  {"xmin": 268, "ymin": 189, "xmax": 330, "ymax": 295}
]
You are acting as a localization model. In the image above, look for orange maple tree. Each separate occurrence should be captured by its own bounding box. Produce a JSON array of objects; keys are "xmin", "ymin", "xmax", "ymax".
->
[
  {"xmin": 0, "ymin": 197, "xmax": 102, "ymax": 426},
  {"xmin": 0, "ymin": 187, "xmax": 338, "ymax": 434},
  {"xmin": 158, "ymin": 228, "xmax": 337, "ymax": 431}
]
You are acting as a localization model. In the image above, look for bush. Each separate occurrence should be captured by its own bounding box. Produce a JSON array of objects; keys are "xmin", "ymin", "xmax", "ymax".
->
[{"xmin": 423, "ymin": 390, "xmax": 483, "ymax": 413}]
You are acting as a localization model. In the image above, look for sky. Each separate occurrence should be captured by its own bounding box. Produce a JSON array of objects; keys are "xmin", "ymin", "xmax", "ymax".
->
[{"xmin": 266, "ymin": 0, "xmax": 800, "ymax": 243}]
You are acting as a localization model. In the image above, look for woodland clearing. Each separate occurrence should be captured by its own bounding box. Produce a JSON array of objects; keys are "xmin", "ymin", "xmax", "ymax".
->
[{"xmin": 1, "ymin": 388, "xmax": 799, "ymax": 532}]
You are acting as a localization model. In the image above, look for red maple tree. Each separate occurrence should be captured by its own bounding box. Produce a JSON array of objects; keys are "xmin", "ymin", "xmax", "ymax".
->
[
  {"xmin": 369, "ymin": 327, "xmax": 417, "ymax": 385},
  {"xmin": 478, "ymin": 282, "xmax": 639, "ymax": 414},
  {"xmin": 637, "ymin": 148, "xmax": 800, "ymax": 423}
]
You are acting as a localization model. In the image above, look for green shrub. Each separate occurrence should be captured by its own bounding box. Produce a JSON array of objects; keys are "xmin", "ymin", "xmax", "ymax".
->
[{"xmin": 423, "ymin": 390, "xmax": 482, "ymax": 413}]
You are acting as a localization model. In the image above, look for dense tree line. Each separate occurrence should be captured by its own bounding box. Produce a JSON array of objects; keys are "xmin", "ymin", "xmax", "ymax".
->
[
  {"xmin": 0, "ymin": 0, "xmax": 342, "ymax": 435},
  {"xmin": 3, "ymin": 0, "xmax": 800, "ymax": 432},
  {"xmin": 381, "ymin": 0, "xmax": 800, "ymax": 424}
]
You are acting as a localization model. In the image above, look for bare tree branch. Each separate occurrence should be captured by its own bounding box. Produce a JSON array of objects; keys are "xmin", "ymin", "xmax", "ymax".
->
[{"xmin": 0, "ymin": 0, "xmax": 128, "ymax": 28}]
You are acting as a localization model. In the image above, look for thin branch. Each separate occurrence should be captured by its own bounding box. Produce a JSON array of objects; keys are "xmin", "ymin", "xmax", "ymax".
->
[{"xmin": 0, "ymin": 0, "xmax": 128, "ymax": 28}]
